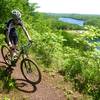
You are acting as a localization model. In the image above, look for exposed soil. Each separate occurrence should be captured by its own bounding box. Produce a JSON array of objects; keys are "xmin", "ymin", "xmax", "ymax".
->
[{"xmin": 0, "ymin": 51, "xmax": 67, "ymax": 100}]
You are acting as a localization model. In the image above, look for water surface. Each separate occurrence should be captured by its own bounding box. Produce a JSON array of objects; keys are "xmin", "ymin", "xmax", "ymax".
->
[{"xmin": 59, "ymin": 17, "xmax": 84, "ymax": 26}]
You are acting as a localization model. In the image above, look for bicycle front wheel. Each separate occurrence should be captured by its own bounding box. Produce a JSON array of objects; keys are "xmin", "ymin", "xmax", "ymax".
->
[
  {"xmin": 1, "ymin": 45, "xmax": 12, "ymax": 65},
  {"xmin": 21, "ymin": 58, "xmax": 41, "ymax": 84}
]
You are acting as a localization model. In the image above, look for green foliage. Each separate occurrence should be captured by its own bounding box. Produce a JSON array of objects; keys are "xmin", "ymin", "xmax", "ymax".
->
[
  {"xmin": 0, "ymin": 68, "xmax": 15, "ymax": 92},
  {"xmin": 30, "ymin": 29, "xmax": 63, "ymax": 68},
  {"xmin": 52, "ymin": 20, "xmax": 83, "ymax": 30},
  {"xmin": 61, "ymin": 26, "xmax": 100, "ymax": 99},
  {"xmin": 32, "ymin": 13, "xmax": 52, "ymax": 33},
  {"xmin": 3, "ymin": 96, "xmax": 10, "ymax": 100}
]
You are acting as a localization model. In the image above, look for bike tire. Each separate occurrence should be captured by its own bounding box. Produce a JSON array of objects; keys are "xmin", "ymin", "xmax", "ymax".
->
[
  {"xmin": 1, "ymin": 45, "xmax": 12, "ymax": 65},
  {"xmin": 21, "ymin": 58, "xmax": 41, "ymax": 84}
]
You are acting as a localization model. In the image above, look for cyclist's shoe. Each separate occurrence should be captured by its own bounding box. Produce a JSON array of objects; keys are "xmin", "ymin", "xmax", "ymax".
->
[{"xmin": 13, "ymin": 51, "xmax": 18, "ymax": 60}]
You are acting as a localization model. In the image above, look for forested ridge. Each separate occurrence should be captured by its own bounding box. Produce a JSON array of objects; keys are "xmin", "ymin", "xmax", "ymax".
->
[
  {"xmin": 0, "ymin": 0, "xmax": 100, "ymax": 100},
  {"xmin": 47, "ymin": 13, "xmax": 100, "ymax": 27}
]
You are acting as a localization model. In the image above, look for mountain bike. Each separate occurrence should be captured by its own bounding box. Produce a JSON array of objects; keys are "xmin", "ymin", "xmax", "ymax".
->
[{"xmin": 1, "ymin": 41, "xmax": 41, "ymax": 84}]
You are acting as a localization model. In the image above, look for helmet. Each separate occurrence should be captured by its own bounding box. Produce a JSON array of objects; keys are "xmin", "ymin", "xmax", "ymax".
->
[{"xmin": 11, "ymin": 9, "xmax": 21, "ymax": 19}]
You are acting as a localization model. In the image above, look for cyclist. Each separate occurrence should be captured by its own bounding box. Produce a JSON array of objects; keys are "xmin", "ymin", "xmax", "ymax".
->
[{"xmin": 4, "ymin": 9, "xmax": 32, "ymax": 58}]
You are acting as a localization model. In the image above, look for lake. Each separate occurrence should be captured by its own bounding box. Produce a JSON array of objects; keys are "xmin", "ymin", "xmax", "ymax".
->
[{"xmin": 59, "ymin": 17, "xmax": 84, "ymax": 26}]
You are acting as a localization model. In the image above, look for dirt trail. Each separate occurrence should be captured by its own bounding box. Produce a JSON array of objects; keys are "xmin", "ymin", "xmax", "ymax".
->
[{"xmin": 0, "ymin": 52, "xmax": 66, "ymax": 100}]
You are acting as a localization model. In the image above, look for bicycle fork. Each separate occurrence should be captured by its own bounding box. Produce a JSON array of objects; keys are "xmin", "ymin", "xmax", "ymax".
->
[{"xmin": 24, "ymin": 60, "xmax": 32, "ymax": 73}]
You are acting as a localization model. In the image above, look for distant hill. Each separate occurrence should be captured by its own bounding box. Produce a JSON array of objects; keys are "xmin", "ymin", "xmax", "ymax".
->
[{"xmin": 45, "ymin": 13, "xmax": 100, "ymax": 27}]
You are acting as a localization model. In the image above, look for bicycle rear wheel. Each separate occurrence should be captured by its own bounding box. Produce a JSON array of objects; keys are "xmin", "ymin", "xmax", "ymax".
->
[
  {"xmin": 1, "ymin": 45, "xmax": 12, "ymax": 65},
  {"xmin": 21, "ymin": 58, "xmax": 41, "ymax": 84}
]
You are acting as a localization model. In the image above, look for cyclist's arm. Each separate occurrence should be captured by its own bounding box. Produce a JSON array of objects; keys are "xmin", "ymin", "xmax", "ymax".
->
[{"xmin": 20, "ymin": 23, "xmax": 32, "ymax": 41}]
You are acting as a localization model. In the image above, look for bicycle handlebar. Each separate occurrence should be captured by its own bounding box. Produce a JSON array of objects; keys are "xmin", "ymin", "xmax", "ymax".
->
[{"xmin": 20, "ymin": 40, "xmax": 33, "ymax": 51}]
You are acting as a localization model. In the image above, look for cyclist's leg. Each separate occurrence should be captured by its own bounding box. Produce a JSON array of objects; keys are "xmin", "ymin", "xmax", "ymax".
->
[
  {"xmin": 8, "ymin": 33, "xmax": 18, "ymax": 66},
  {"xmin": 12, "ymin": 35, "xmax": 18, "ymax": 57},
  {"xmin": 10, "ymin": 31, "xmax": 18, "ymax": 58},
  {"xmin": 9, "ymin": 33, "xmax": 16, "ymax": 57}
]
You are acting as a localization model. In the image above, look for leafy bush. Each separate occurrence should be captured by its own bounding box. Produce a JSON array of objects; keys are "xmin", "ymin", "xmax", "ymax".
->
[
  {"xmin": 0, "ymin": 68, "xmax": 15, "ymax": 92},
  {"xmin": 61, "ymin": 26, "xmax": 100, "ymax": 99}
]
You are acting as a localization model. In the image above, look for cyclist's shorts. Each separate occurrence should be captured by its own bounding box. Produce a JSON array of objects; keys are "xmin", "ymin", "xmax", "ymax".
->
[
  {"xmin": 5, "ymin": 35, "xmax": 18, "ymax": 45},
  {"xmin": 9, "ymin": 31, "xmax": 18, "ymax": 45},
  {"xmin": 4, "ymin": 28, "xmax": 18, "ymax": 45}
]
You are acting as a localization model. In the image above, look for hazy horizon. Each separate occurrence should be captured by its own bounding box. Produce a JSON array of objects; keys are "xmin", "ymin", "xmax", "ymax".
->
[{"xmin": 29, "ymin": 0, "xmax": 100, "ymax": 15}]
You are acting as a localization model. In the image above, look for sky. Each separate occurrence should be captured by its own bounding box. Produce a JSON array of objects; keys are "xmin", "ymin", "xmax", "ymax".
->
[{"xmin": 29, "ymin": 0, "xmax": 100, "ymax": 14}]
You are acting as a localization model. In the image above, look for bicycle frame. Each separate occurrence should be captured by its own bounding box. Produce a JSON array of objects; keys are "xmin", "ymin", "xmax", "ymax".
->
[
  {"xmin": 1, "ymin": 41, "xmax": 41, "ymax": 84},
  {"xmin": 11, "ymin": 42, "xmax": 32, "ymax": 64}
]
